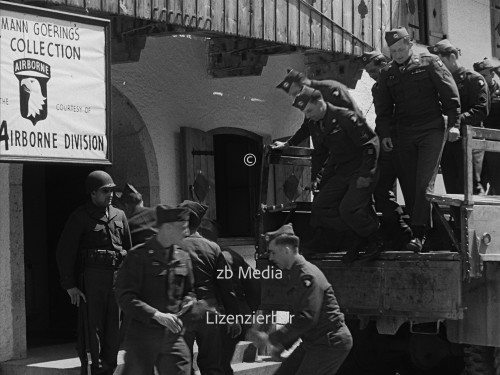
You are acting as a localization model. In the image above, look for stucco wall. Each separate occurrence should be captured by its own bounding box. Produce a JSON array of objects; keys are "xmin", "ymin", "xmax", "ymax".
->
[
  {"xmin": 111, "ymin": 36, "xmax": 310, "ymax": 204},
  {"xmin": 443, "ymin": 0, "xmax": 495, "ymax": 69}
]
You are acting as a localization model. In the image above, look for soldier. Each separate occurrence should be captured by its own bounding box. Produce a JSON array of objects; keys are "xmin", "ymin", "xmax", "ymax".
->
[
  {"xmin": 249, "ymin": 224, "xmax": 353, "ymax": 375},
  {"xmin": 273, "ymin": 69, "xmax": 363, "ymax": 186},
  {"xmin": 474, "ymin": 58, "xmax": 500, "ymax": 194},
  {"xmin": 375, "ymin": 27, "xmax": 461, "ymax": 252},
  {"xmin": 115, "ymin": 183, "xmax": 157, "ymax": 246},
  {"xmin": 292, "ymin": 87, "xmax": 380, "ymax": 261},
  {"xmin": 114, "ymin": 205, "xmax": 195, "ymax": 375},
  {"xmin": 56, "ymin": 170, "xmax": 132, "ymax": 375},
  {"xmin": 197, "ymin": 218, "xmax": 261, "ymax": 375},
  {"xmin": 360, "ymin": 50, "xmax": 412, "ymax": 250},
  {"xmin": 428, "ymin": 40, "xmax": 489, "ymax": 195},
  {"xmin": 179, "ymin": 200, "xmax": 241, "ymax": 375}
]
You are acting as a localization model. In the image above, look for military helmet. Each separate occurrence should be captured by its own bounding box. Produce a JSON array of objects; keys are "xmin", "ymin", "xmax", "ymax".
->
[{"xmin": 85, "ymin": 170, "xmax": 116, "ymax": 194}]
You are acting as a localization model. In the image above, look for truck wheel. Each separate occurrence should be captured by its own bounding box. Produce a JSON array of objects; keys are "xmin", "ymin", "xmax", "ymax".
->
[{"xmin": 462, "ymin": 345, "xmax": 496, "ymax": 375}]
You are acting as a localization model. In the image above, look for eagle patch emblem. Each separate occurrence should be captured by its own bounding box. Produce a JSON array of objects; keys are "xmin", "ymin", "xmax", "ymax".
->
[{"xmin": 14, "ymin": 58, "xmax": 51, "ymax": 125}]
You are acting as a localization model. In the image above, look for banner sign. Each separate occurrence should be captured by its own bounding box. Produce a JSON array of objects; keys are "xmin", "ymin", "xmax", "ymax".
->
[{"xmin": 0, "ymin": 1, "xmax": 111, "ymax": 164}]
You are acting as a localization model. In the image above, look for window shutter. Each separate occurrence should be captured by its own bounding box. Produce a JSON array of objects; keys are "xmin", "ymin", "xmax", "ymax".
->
[{"xmin": 180, "ymin": 127, "xmax": 216, "ymax": 219}]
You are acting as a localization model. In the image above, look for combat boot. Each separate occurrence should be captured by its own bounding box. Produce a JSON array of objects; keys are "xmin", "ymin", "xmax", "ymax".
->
[
  {"xmin": 405, "ymin": 226, "xmax": 426, "ymax": 253},
  {"xmin": 359, "ymin": 232, "xmax": 384, "ymax": 262},
  {"xmin": 341, "ymin": 232, "xmax": 364, "ymax": 264}
]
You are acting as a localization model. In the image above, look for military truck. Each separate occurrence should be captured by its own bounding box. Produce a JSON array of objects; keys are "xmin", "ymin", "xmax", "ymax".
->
[{"xmin": 256, "ymin": 125, "xmax": 500, "ymax": 375}]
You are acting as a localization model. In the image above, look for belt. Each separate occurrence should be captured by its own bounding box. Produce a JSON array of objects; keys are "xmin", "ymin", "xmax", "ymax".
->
[{"xmin": 82, "ymin": 249, "xmax": 125, "ymax": 269}]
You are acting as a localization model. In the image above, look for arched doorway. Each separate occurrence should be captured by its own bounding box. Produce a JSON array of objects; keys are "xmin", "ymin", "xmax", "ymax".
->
[{"xmin": 22, "ymin": 85, "xmax": 158, "ymax": 346}]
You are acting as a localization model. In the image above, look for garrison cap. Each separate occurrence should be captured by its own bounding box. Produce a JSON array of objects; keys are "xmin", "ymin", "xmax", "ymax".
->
[
  {"xmin": 85, "ymin": 170, "xmax": 116, "ymax": 194},
  {"xmin": 360, "ymin": 50, "xmax": 386, "ymax": 67},
  {"xmin": 116, "ymin": 183, "xmax": 142, "ymax": 204},
  {"xmin": 178, "ymin": 200, "xmax": 208, "ymax": 228},
  {"xmin": 427, "ymin": 39, "xmax": 459, "ymax": 55},
  {"xmin": 156, "ymin": 205, "xmax": 189, "ymax": 225},
  {"xmin": 265, "ymin": 223, "xmax": 296, "ymax": 242},
  {"xmin": 292, "ymin": 86, "xmax": 321, "ymax": 111},
  {"xmin": 385, "ymin": 27, "xmax": 409, "ymax": 47},
  {"xmin": 473, "ymin": 58, "xmax": 500, "ymax": 74},
  {"xmin": 276, "ymin": 69, "xmax": 305, "ymax": 92}
]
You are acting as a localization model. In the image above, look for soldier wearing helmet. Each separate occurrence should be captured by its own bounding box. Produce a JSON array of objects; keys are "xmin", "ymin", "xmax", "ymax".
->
[{"xmin": 56, "ymin": 170, "xmax": 132, "ymax": 375}]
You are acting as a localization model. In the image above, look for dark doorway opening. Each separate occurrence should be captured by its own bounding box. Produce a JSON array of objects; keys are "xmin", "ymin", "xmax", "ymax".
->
[
  {"xmin": 23, "ymin": 164, "xmax": 98, "ymax": 347},
  {"xmin": 213, "ymin": 134, "xmax": 261, "ymax": 238}
]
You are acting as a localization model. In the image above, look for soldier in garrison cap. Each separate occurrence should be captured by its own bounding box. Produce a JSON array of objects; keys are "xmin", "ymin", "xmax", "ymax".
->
[
  {"xmin": 293, "ymin": 87, "xmax": 381, "ymax": 262},
  {"xmin": 115, "ymin": 183, "xmax": 157, "ymax": 246},
  {"xmin": 178, "ymin": 200, "xmax": 241, "ymax": 375},
  {"xmin": 428, "ymin": 40, "xmax": 489, "ymax": 196},
  {"xmin": 249, "ymin": 224, "xmax": 352, "ymax": 375},
  {"xmin": 375, "ymin": 27, "xmax": 461, "ymax": 253},
  {"xmin": 360, "ymin": 51, "xmax": 412, "ymax": 250},
  {"xmin": 56, "ymin": 170, "xmax": 132, "ymax": 375},
  {"xmin": 273, "ymin": 69, "xmax": 363, "ymax": 192},
  {"xmin": 115, "ymin": 205, "xmax": 196, "ymax": 375},
  {"xmin": 474, "ymin": 58, "xmax": 500, "ymax": 194}
]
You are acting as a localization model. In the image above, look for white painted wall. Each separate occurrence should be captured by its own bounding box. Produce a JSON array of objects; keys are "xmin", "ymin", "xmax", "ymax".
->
[
  {"xmin": 112, "ymin": 35, "xmax": 310, "ymax": 204},
  {"xmin": 443, "ymin": 0, "xmax": 495, "ymax": 69}
]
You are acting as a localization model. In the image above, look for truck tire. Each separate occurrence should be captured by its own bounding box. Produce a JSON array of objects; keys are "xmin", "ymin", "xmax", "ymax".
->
[{"xmin": 461, "ymin": 345, "xmax": 497, "ymax": 375}]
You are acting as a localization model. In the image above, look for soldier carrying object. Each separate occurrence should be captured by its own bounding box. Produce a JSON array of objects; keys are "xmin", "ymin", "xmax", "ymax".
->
[
  {"xmin": 249, "ymin": 224, "xmax": 352, "ymax": 375},
  {"xmin": 273, "ymin": 69, "xmax": 364, "ymax": 187},
  {"xmin": 115, "ymin": 183, "xmax": 157, "ymax": 246},
  {"xmin": 56, "ymin": 170, "xmax": 132, "ymax": 375},
  {"xmin": 474, "ymin": 57, "xmax": 500, "ymax": 195},
  {"xmin": 375, "ymin": 27, "xmax": 461, "ymax": 253},
  {"xmin": 292, "ymin": 87, "xmax": 381, "ymax": 262},
  {"xmin": 359, "ymin": 50, "xmax": 412, "ymax": 250},
  {"xmin": 114, "ymin": 205, "xmax": 196, "ymax": 375},
  {"xmin": 428, "ymin": 40, "xmax": 489, "ymax": 196},
  {"xmin": 179, "ymin": 200, "xmax": 241, "ymax": 375}
]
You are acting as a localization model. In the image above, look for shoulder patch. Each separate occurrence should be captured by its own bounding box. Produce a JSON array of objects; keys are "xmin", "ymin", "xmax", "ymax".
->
[
  {"xmin": 332, "ymin": 88, "xmax": 340, "ymax": 97},
  {"xmin": 301, "ymin": 274, "xmax": 313, "ymax": 288},
  {"xmin": 479, "ymin": 80, "xmax": 485, "ymax": 87},
  {"xmin": 350, "ymin": 115, "xmax": 357, "ymax": 122}
]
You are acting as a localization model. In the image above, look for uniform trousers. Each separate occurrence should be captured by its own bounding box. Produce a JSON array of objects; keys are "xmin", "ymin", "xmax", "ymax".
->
[
  {"xmin": 397, "ymin": 126, "xmax": 446, "ymax": 228},
  {"xmin": 311, "ymin": 170, "xmax": 379, "ymax": 238},
  {"xmin": 373, "ymin": 146, "xmax": 408, "ymax": 236},
  {"xmin": 483, "ymin": 152, "xmax": 500, "ymax": 195},
  {"xmin": 184, "ymin": 315, "xmax": 224, "ymax": 375},
  {"xmin": 273, "ymin": 324, "xmax": 353, "ymax": 375},
  {"xmin": 219, "ymin": 326, "xmax": 248, "ymax": 375},
  {"xmin": 122, "ymin": 324, "xmax": 191, "ymax": 375},
  {"xmin": 80, "ymin": 267, "xmax": 120, "ymax": 374},
  {"xmin": 441, "ymin": 139, "xmax": 485, "ymax": 194}
]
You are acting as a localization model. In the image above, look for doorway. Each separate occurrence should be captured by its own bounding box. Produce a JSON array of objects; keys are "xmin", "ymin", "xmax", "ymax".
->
[
  {"xmin": 213, "ymin": 133, "xmax": 261, "ymax": 238},
  {"xmin": 23, "ymin": 164, "xmax": 97, "ymax": 347}
]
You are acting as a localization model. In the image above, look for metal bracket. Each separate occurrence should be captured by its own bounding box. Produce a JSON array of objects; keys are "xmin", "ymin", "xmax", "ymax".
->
[{"xmin": 409, "ymin": 320, "xmax": 442, "ymax": 335}]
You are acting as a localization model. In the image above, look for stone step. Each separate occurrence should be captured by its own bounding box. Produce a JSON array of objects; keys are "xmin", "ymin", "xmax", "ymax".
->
[{"xmin": 0, "ymin": 342, "xmax": 281, "ymax": 375}]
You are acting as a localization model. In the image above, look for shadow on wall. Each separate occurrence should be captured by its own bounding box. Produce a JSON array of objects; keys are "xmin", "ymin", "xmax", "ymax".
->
[{"xmin": 110, "ymin": 85, "xmax": 160, "ymax": 206}]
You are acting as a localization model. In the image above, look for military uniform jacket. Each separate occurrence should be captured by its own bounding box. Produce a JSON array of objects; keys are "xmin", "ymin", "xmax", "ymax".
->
[
  {"xmin": 375, "ymin": 52, "xmax": 461, "ymax": 139},
  {"xmin": 453, "ymin": 67, "xmax": 489, "ymax": 126},
  {"xmin": 318, "ymin": 103, "xmax": 379, "ymax": 177},
  {"xmin": 269, "ymin": 255, "xmax": 344, "ymax": 349},
  {"xmin": 56, "ymin": 201, "xmax": 132, "ymax": 290},
  {"xmin": 181, "ymin": 234, "xmax": 240, "ymax": 315},
  {"xmin": 128, "ymin": 206, "xmax": 157, "ymax": 246},
  {"xmin": 485, "ymin": 81, "xmax": 500, "ymax": 130},
  {"xmin": 287, "ymin": 79, "xmax": 362, "ymax": 148},
  {"xmin": 114, "ymin": 237, "xmax": 195, "ymax": 328}
]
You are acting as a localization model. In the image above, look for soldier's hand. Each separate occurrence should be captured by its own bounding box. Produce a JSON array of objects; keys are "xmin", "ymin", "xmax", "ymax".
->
[
  {"xmin": 271, "ymin": 141, "xmax": 288, "ymax": 149},
  {"xmin": 227, "ymin": 323, "xmax": 242, "ymax": 338},
  {"xmin": 153, "ymin": 311, "xmax": 183, "ymax": 333},
  {"xmin": 270, "ymin": 344, "xmax": 285, "ymax": 361},
  {"xmin": 66, "ymin": 287, "xmax": 86, "ymax": 307},
  {"xmin": 448, "ymin": 127, "xmax": 461, "ymax": 142},
  {"xmin": 356, "ymin": 176, "xmax": 373, "ymax": 189},
  {"xmin": 248, "ymin": 329, "xmax": 269, "ymax": 350},
  {"xmin": 381, "ymin": 137, "xmax": 393, "ymax": 152}
]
